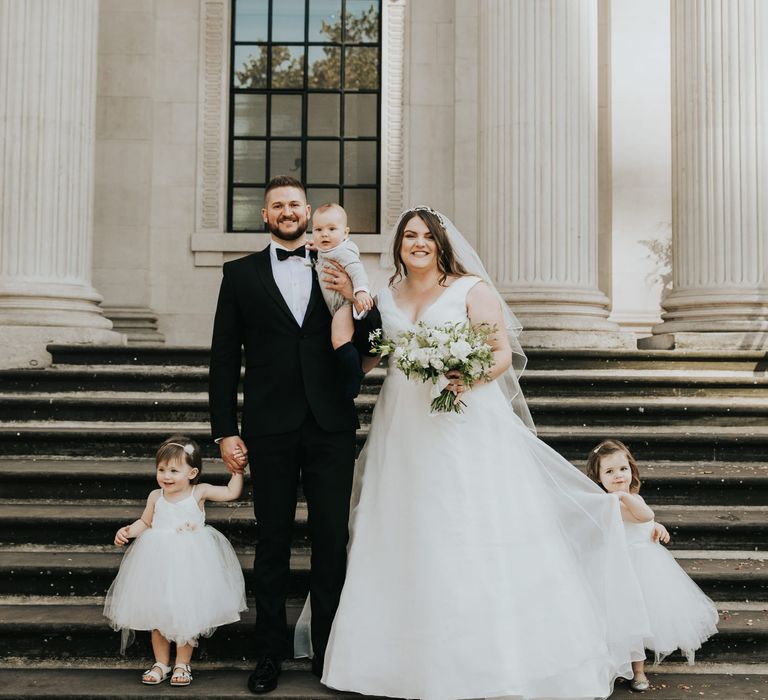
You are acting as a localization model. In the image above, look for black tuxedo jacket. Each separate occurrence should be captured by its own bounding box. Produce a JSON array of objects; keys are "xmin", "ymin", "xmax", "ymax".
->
[{"xmin": 208, "ymin": 247, "xmax": 358, "ymax": 438}]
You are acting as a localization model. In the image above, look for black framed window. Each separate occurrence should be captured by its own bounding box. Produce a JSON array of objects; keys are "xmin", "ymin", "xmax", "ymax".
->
[{"xmin": 229, "ymin": 0, "xmax": 382, "ymax": 233}]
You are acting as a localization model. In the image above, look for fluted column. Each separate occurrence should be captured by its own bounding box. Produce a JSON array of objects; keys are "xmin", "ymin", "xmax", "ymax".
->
[
  {"xmin": 0, "ymin": 0, "xmax": 123, "ymax": 368},
  {"xmin": 478, "ymin": 0, "xmax": 632, "ymax": 348},
  {"xmin": 643, "ymin": 0, "xmax": 768, "ymax": 350}
]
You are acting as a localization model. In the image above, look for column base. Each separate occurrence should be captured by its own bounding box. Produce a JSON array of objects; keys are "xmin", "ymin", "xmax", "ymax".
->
[
  {"xmin": 0, "ymin": 326, "xmax": 125, "ymax": 370},
  {"xmin": 520, "ymin": 329, "xmax": 637, "ymax": 350},
  {"xmin": 638, "ymin": 332, "xmax": 768, "ymax": 351}
]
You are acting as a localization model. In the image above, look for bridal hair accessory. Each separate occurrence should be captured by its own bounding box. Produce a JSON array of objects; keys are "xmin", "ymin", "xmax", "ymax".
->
[
  {"xmin": 168, "ymin": 442, "xmax": 195, "ymax": 456},
  {"xmin": 408, "ymin": 205, "xmax": 446, "ymax": 227}
]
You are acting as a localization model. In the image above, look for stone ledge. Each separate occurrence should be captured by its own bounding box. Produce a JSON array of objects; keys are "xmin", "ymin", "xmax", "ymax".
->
[{"xmin": 640, "ymin": 332, "xmax": 768, "ymax": 351}]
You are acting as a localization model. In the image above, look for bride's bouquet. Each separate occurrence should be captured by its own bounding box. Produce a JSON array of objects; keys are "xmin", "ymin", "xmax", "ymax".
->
[{"xmin": 369, "ymin": 322, "xmax": 496, "ymax": 413}]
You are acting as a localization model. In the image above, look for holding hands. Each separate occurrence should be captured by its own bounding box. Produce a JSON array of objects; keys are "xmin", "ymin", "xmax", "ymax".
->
[{"xmin": 220, "ymin": 435, "xmax": 249, "ymax": 474}]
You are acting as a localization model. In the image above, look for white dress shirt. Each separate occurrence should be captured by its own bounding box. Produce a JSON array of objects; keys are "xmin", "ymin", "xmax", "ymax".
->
[{"xmin": 270, "ymin": 241, "xmax": 313, "ymax": 326}]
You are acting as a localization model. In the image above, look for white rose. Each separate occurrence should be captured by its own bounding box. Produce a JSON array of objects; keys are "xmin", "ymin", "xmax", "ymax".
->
[
  {"xmin": 449, "ymin": 339, "xmax": 473, "ymax": 363},
  {"xmin": 413, "ymin": 348, "xmax": 432, "ymax": 368}
]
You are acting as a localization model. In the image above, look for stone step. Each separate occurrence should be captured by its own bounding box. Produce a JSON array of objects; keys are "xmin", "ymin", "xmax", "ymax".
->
[
  {"xmin": 0, "ymin": 546, "xmax": 764, "ymax": 599},
  {"xmin": 0, "ymin": 422, "xmax": 368, "ymax": 458},
  {"xmin": 521, "ymin": 368, "xmax": 768, "ymax": 398},
  {"xmin": 0, "ymin": 392, "xmax": 376, "ymax": 423},
  {"xmin": 1, "ymin": 666, "xmax": 762, "ymax": 699},
  {"xmin": 0, "ymin": 599, "xmax": 763, "ymax": 665},
  {"xmin": 0, "ymin": 365, "xmax": 386, "ymax": 395},
  {"xmin": 4, "ymin": 392, "xmax": 768, "ymax": 427},
  {"xmin": 1, "ymin": 501, "xmax": 766, "ymax": 550},
  {"xmin": 2, "ymin": 421, "xmax": 768, "ymax": 461},
  {"xmin": 527, "ymin": 395, "xmax": 768, "ymax": 426},
  {"xmin": 45, "ymin": 343, "xmax": 768, "ymax": 373},
  {"xmin": 524, "ymin": 347, "xmax": 768, "ymax": 373},
  {"xmin": 5, "ymin": 362, "xmax": 768, "ymax": 398},
  {"xmin": 2, "ymin": 458, "xmax": 764, "ymax": 505},
  {"xmin": 541, "ymin": 425, "xmax": 768, "ymax": 462},
  {"xmin": 47, "ymin": 345, "xmax": 211, "ymax": 367}
]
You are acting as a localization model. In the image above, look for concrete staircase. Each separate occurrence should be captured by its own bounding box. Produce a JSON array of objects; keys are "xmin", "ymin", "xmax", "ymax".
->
[{"xmin": 0, "ymin": 346, "xmax": 766, "ymax": 699}]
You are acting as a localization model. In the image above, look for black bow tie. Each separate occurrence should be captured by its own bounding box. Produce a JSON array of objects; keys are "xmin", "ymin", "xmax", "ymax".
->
[{"xmin": 275, "ymin": 246, "xmax": 306, "ymax": 261}]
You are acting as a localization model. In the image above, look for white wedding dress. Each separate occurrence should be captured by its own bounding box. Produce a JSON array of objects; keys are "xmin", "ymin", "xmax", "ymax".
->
[{"xmin": 320, "ymin": 276, "xmax": 650, "ymax": 700}]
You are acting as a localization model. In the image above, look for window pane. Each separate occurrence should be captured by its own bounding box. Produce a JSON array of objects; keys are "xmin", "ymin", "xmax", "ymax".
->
[
  {"xmin": 345, "ymin": 1, "xmax": 378, "ymax": 42},
  {"xmin": 344, "ymin": 141, "xmax": 377, "ymax": 184},
  {"xmin": 308, "ymin": 188, "xmax": 341, "ymax": 216},
  {"xmin": 233, "ymin": 46, "xmax": 268, "ymax": 88},
  {"xmin": 307, "ymin": 141, "xmax": 339, "ymax": 184},
  {"xmin": 344, "ymin": 93, "xmax": 377, "ymax": 137},
  {"xmin": 271, "ymin": 46, "xmax": 304, "ymax": 88},
  {"xmin": 270, "ymin": 141, "xmax": 302, "ymax": 178},
  {"xmin": 233, "ymin": 188, "xmax": 265, "ymax": 231},
  {"xmin": 234, "ymin": 94, "xmax": 267, "ymax": 137},
  {"xmin": 233, "ymin": 141, "xmax": 266, "ymax": 183},
  {"xmin": 344, "ymin": 189, "xmax": 376, "ymax": 232},
  {"xmin": 271, "ymin": 94, "xmax": 302, "ymax": 136},
  {"xmin": 307, "ymin": 94, "xmax": 340, "ymax": 136},
  {"xmin": 309, "ymin": 0, "xmax": 342, "ymax": 42},
  {"xmin": 272, "ymin": 0, "xmax": 305, "ymax": 42},
  {"xmin": 235, "ymin": 0, "xmax": 268, "ymax": 42},
  {"xmin": 344, "ymin": 47, "xmax": 378, "ymax": 89},
  {"xmin": 308, "ymin": 46, "xmax": 340, "ymax": 88}
]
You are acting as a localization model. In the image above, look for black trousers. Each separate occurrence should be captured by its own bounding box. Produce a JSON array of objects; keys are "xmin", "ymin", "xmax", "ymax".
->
[{"xmin": 245, "ymin": 412, "xmax": 356, "ymax": 664}]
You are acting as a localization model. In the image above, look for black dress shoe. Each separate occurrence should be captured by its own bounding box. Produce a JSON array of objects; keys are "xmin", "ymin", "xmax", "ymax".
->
[
  {"xmin": 248, "ymin": 657, "xmax": 281, "ymax": 694},
  {"xmin": 311, "ymin": 657, "xmax": 323, "ymax": 679}
]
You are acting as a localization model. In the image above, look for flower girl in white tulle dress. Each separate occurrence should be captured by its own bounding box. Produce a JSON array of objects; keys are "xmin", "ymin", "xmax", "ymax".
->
[
  {"xmin": 103, "ymin": 436, "xmax": 247, "ymax": 687},
  {"xmin": 587, "ymin": 439, "xmax": 719, "ymax": 692}
]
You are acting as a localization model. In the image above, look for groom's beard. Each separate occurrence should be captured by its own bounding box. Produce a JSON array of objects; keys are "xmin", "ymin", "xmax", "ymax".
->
[{"xmin": 266, "ymin": 214, "xmax": 308, "ymax": 242}]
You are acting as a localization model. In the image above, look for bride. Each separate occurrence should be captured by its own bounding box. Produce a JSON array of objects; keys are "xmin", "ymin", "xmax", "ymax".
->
[{"xmin": 319, "ymin": 207, "xmax": 650, "ymax": 700}]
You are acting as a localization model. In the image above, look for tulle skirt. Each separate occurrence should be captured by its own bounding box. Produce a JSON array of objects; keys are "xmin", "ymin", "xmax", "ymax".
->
[
  {"xmin": 630, "ymin": 542, "xmax": 719, "ymax": 664},
  {"xmin": 103, "ymin": 525, "xmax": 247, "ymax": 649},
  {"xmin": 321, "ymin": 372, "xmax": 650, "ymax": 700}
]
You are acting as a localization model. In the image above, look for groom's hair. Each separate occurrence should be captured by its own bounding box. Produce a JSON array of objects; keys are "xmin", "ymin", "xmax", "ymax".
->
[{"xmin": 265, "ymin": 175, "xmax": 306, "ymax": 200}]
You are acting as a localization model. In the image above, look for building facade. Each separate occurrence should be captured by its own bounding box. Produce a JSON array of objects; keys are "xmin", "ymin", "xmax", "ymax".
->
[{"xmin": 0, "ymin": 0, "xmax": 765, "ymax": 368}]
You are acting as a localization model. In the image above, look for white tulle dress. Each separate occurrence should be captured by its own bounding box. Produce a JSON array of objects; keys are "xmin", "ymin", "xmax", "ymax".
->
[
  {"xmin": 624, "ymin": 520, "xmax": 719, "ymax": 664},
  {"xmin": 321, "ymin": 276, "xmax": 651, "ymax": 700},
  {"xmin": 103, "ymin": 485, "xmax": 247, "ymax": 648}
]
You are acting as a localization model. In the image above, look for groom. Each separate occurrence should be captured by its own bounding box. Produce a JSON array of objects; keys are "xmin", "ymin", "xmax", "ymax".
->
[{"xmin": 209, "ymin": 176, "xmax": 369, "ymax": 693}]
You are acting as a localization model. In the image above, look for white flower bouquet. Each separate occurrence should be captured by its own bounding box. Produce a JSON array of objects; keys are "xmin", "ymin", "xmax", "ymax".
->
[{"xmin": 369, "ymin": 322, "xmax": 496, "ymax": 413}]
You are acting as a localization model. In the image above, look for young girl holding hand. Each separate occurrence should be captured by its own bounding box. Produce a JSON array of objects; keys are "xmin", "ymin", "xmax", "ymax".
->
[
  {"xmin": 587, "ymin": 440, "xmax": 719, "ymax": 692},
  {"xmin": 104, "ymin": 436, "xmax": 247, "ymax": 687}
]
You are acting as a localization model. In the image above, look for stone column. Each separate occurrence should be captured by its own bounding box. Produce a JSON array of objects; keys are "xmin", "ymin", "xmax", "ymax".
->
[
  {"xmin": 643, "ymin": 0, "xmax": 768, "ymax": 350},
  {"xmin": 478, "ymin": 0, "xmax": 633, "ymax": 348},
  {"xmin": 0, "ymin": 0, "xmax": 123, "ymax": 368}
]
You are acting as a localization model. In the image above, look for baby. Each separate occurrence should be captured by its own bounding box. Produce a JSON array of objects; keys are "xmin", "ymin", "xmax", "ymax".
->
[{"xmin": 311, "ymin": 203, "xmax": 374, "ymax": 399}]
